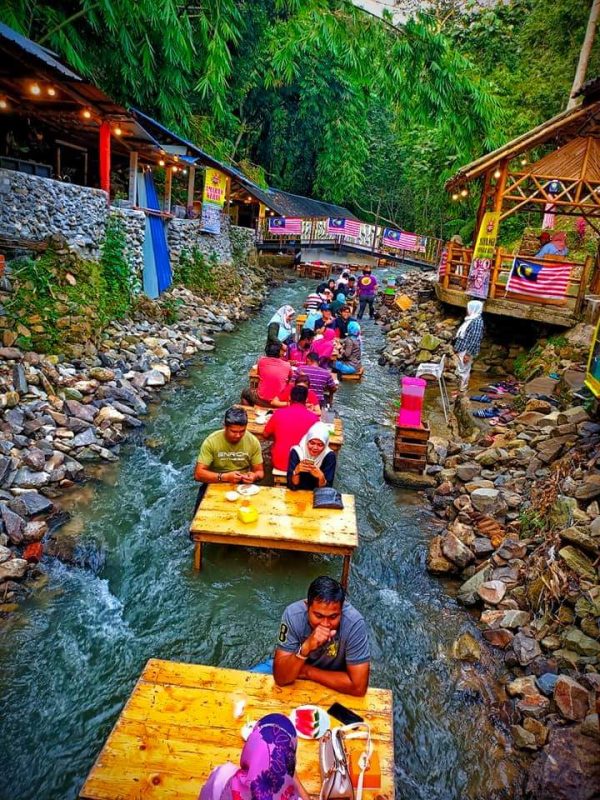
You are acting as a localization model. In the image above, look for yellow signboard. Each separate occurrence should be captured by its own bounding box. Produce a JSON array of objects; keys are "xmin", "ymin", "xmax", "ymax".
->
[
  {"xmin": 203, "ymin": 168, "xmax": 227, "ymax": 207},
  {"xmin": 473, "ymin": 211, "xmax": 500, "ymax": 260},
  {"xmin": 585, "ymin": 317, "xmax": 600, "ymax": 399}
]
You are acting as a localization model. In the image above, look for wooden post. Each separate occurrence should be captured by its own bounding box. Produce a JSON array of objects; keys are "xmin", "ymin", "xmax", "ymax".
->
[
  {"xmin": 490, "ymin": 247, "xmax": 504, "ymax": 299},
  {"xmin": 443, "ymin": 242, "xmax": 453, "ymax": 289},
  {"xmin": 164, "ymin": 167, "xmax": 172, "ymax": 213},
  {"xmin": 128, "ymin": 151, "xmax": 138, "ymax": 205},
  {"xmin": 493, "ymin": 160, "xmax": 509, "ymax": 213},
  {"xmin": 341, "ymin": 555, "xmax": 351, "ymax": 589},
  {"xmin": 194, "ymin": 541, "xmax": 203, "ymax": 571},
  {"xmin": 99, "ymin": 121, "xmax": 111, "ymax": 200},
  {"xmin": 187, "ymin": 165, "xmax": 196, "ymax": 215},
  {"xmin": 475, "ymin": 170, "xmax": 492, "ymax": 238},
  {"xmin": 576, "ymin": 255, "xmax": 593, "ymax": 315}
]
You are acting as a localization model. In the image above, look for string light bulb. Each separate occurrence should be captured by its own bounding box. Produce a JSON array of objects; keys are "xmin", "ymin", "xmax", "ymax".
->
[
  {"xmin": 30, "ymin": 82, "xmax": 41, "ymax": 96},
  {"xmin": 494, "ymin": 169, "xmax": 502, "ymax": 179},
  {"xmin": 452, "ymin": 193, "xmax": 459, "ymax": 201},
  {"xmin": 47, "ymin": 87, "xmax": 56, "ymax": 97},
  {"xmin": 158, "ymin": 159, "xmax": 165, "ymax": 166},
  {"xmin": 114, "ymin": 126, "xmax": 122, "ymax": 136},
  {"xmin": 172, "ymin": 166, "xmax": 178, "ymax": 173},
  {"xmin": 182, "ymin": 169, "xmax": 188, "ymax": 175},
  {"xmin": 82, "ymin": 108, "xmax": 92, "ymax": 119},
  {"xmin": 0, "ymin": 98, "xmax": 8, "ymax": 110},
  {"xmin": 520, "ymin": 157, "xmax": 527, "ymax": 166},
  {"xmin": 460, "ymin": 188, "xmax": 468, "ymax": 197}
]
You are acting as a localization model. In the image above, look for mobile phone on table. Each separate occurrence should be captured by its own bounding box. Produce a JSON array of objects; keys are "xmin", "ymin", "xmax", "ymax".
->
[{"xmin": 327, "ymin": 702, "xmax": 364, "ymax": 725}]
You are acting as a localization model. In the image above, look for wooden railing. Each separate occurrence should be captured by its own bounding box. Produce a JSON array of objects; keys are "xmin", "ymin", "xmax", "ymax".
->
[
  {"xmin": 256, "ymin": 218, "xmax": 444, "ymax": 267},
  {"xmin": 440, "ymin": 244, "xmax": 593, "ymax": 315}
]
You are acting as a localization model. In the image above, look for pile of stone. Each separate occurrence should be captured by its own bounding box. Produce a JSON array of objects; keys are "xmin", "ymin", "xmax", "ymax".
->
[
  {"xmin": 0, "ymin": 266, "xmax": 278, "ymax": 611},
  {"xmin": 425, "ymin": 398, "xmax": 599, "ymax": 781}
]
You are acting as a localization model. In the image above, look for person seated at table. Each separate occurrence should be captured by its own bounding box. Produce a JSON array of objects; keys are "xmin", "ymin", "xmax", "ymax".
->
[
  {"xmin": 272, "ymin": 372, "xmax": 321, "ymax": 413},
  {"xmin": 264, "ymin": 386, "xmax": 319, "ymax": 472},
  {"xmin": 266, "ymin": 305, "xmax": 296, "ymax": 346},
  {"xmin": 303, "ymin": 304, "xmax": 324, "ymax": 332},
  {"xmin": 199, "ymin": 713, "xmax": 310, "ymax": 800},
  {"xmin": 241, "ymin": 342, "xmax": 293, "ymax": 407},
  {"xmin": 332, "ymin": 304, "xmax": 354, "ymax": 338},
  {"xmin": 310, "ymin": 328, "xmax": 341, "ymax": 369},
  {"xmin": 305, "ymin": 290, "xmax": 325, "ymax": 312},
  {"xmin": 535, "ymin": 231, "xmax": 569, "ymax": 258},
  {"xmin": 336, "ymin": 270, "xmax": 351, "ymax": 292},
  {"xmin": 273, "ymin": 576, "xmax": 371, "ymax": 697},
  {"xmin": 334, "ymin": 321, "xmax": 362, "ymax": 375},
  {"xmin": 287, "ymin": 328, "xmax": 314, "ymax": 365},
  {"xmin": 287, "ymin": 422, "xmax": 336, "ymax": 490},
  {"xmin": 320, "ymin": 305, "xmax": 337, "ymax": 332},
  {"xmin": 316, "ymin": 278, "xmax": 336, "ymax": 295},
  {"xmin": 302, "ymin": 352, "xmax": 338, "ymax": 406},
  {"xmin": 330, "ymin": 292, "xmax": 347, "ymax": 315},
  {"xmin": 194, "ymin": 407, "xmax": 264, "ymax": 509}
]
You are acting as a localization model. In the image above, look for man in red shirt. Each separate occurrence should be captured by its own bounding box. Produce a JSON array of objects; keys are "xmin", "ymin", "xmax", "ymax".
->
[
  {"xmin": 263, "ymin": 385, "xmax": 319, "ymax": 471},
  {"xmin": 241, "ymin": 342, "xmax": 293, "ymax": 406},
  {"xmin": 272, "ymin": 373, "xmax": 321, "ymax": 413}
]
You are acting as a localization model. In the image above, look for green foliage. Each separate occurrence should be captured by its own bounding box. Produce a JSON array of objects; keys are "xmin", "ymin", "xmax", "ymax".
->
[
  {"xmin": 518, "ymin": 506, "xmax": 547, "ymax": 539},
  {"xmin": 100, "ymin": 214, "xmax": 134, "ymax": 320},
  {"xmin": 174, "ymin": 248, "xmax": 217, "ymax": 295}
]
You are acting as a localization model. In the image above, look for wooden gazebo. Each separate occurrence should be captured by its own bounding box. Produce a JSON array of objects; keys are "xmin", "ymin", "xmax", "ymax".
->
[{"xmin": 437, "ymin": 83, "xmax": 600, "ymax": 327}]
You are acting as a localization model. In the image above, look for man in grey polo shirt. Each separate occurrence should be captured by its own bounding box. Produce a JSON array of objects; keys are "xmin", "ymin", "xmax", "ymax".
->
[{"xmin": 273, "ymin": 575, "xmax": 370, "ymax": 696}]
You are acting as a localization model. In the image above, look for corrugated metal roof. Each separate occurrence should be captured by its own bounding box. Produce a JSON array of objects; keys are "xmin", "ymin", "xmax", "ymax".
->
[
  {"xmin": 0, "ymin": 22, "xmax": 81, "ymax": 80},
  {"xmin": 241, "ymin": 184, "xmax": 359, "ymax": 220}
]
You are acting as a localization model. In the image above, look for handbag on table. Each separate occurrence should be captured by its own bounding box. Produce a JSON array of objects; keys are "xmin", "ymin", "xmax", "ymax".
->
[
  {"xmin": 319, "ymin": 723, "xmax": 372, "ymax": 800},
  {"xmin": 313, "ymin": 487, "xmax": 344, "ymax": 510}
]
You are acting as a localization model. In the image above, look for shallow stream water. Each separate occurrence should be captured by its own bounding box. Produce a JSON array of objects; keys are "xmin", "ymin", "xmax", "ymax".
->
[{"xmin": 0, "ymin": 276, "xmax": 523, "ymax": 800}]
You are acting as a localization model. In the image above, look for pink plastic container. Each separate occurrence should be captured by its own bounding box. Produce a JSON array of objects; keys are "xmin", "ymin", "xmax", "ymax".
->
[{"xmin": 397, "ymin": 377, "xmax": 427, "ymax": 428}]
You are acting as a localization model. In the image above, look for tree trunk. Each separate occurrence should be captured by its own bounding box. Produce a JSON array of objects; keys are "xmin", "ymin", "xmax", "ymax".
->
[{"xmin": 568, "ymin": 0, "xmax": 600, "ymax": 109}]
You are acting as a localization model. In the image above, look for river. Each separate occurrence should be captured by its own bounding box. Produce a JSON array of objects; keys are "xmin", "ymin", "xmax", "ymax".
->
[{"xmin": 0, "ymin": 275, "xmax": 523, "ymax": 800}]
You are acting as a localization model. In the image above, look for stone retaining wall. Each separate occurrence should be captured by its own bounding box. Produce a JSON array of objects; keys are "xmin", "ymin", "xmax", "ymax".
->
[
  {"xmin": 1, "ymin": 171, "xmax": 257, "ymax": 278},
  {"xmin": 0, "ymin": 168, "xmax": 108, "ymax": 255}
]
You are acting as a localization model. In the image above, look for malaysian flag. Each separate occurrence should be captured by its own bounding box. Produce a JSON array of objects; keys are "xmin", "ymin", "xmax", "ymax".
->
[
  {"xmin": 268, "ymin": 217, "xmax": 302, "ymax": 234},
  {"xmin": 506, "ymin": 258, "xmax": 572, "ymax": 300},
  {"xmin": 327, "ymin": 217, "xmax": 361, "ymax": 237},
  {"xmin": 383, "ymin": 227, "xmax": 419, "ymax": 250}
]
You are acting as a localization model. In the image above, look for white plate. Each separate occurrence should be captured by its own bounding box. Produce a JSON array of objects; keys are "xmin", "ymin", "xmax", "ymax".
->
[
  {"xmin": 255, "ymin": 413, "xmax": 269, "ymax": 424},
  {"xmin": 289, "ymin": 705, "xmax": 330, "ymax": 740},
  {"xmin": 225, "ymin": 491, "xmax": 239, "ymax": 502},
  {"xmin": 237, "ymin": 484, "xmax": 261, "ymax": 497}
]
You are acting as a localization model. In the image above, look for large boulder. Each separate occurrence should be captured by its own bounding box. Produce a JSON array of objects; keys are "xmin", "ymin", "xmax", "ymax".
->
[{"xmin": 526, "ymin": 726, "xmax": 600, "ymax": 800}]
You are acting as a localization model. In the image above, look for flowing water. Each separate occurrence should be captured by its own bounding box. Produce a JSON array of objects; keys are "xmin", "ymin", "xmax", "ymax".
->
[{"xmin": 0, "ymin": 276, "xmax": 523, "ymax": 800}]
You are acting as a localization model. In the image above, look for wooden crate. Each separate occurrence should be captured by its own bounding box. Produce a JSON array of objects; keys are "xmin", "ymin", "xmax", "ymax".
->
[{"xmin": 393, "ymin": 422, "xmax": 430, "ymax": 473}]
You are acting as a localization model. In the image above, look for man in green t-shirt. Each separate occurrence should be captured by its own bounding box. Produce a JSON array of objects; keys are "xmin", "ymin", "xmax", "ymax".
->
[{"xmin": 193, "ymin": 407, "xmax": 264, "ymax": 509}]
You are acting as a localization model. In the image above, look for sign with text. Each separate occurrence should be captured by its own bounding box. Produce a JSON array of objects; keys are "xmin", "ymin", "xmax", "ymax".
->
[
  {"xmin": 200, "ymin": 202, "xmax": 221, "ymax": 234},
  {"xmin": 203, "ymin": 168, "xmax": 227, "ymax": 207},
  {"xmin": 473, "ymin": 211, "xmax": 500, "ymax": 260}
]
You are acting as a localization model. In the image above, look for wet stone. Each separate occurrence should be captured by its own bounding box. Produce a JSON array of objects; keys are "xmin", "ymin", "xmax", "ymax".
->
[{"xmin": 554, "ymin": 676, "xmax": 590, "ymax": 721}]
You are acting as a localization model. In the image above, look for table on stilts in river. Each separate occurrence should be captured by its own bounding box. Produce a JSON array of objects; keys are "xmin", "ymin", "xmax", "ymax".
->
[
  {"xmin": 189, "ymin": 484, "xmax": 357, "ymax": 587},
  {"xmin": 79, "ymin": 659, "xmax": 395, "ymax": 800}
]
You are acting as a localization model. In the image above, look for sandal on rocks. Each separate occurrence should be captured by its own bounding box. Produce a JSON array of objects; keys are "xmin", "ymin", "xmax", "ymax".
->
[
  {"xmin": 473, "ymin": 407, "xmax": 500, "ymax": 419},
  {"xmin": 470, "ymin": 394, "xmax": 492, "ymax": 403}
]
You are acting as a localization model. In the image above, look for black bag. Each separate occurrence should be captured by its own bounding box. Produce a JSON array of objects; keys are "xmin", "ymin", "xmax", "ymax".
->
[{"xmin": 313, "ymin": 487, "xmax": 344, "ymax": 509}]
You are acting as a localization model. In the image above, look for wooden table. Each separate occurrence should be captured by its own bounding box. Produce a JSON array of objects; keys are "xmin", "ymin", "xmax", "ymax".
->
[
  {"xmin": 80, "ymin": 660, "xmax": 394, "ymax": 800},
  {"xmin": 241, "ymin": 405, "xmax": 344, "ymax": 452},
  {"xmin": 302, "ymin": 262, "xmax": 330, "ymax": 279},
  {"xmin": 248, "ymin": 366, "xmax": 337, "ymax": 407},
  {"xmin": 189, "ymin": 484, "xmax": 357, "ymax": 586}
]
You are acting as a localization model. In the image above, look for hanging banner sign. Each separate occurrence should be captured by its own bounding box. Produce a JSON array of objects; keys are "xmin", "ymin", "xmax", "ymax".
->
[
  {"xmin": 473, "ymin": 211, "xmax": 500, "ymax": 260},
  {"xmin": 467, "ymin": 211, "xmax": 500, "ymax": 299},
  {"xmin": 200, "ymin": 202, "xmax": 221, "ymax": 234},
  {"xmin": 203, "ymin": 168, "xmax": 227, "ymax": 206}
]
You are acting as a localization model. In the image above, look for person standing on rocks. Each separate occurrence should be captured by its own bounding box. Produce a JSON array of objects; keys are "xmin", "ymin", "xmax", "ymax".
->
[
  {"xmin": 453, "ymin": 299, "xmax": 485, "ymax": 393},
  {"xmin": 193, "ymin": 407, "xmax": 264, "ymax": 509}
]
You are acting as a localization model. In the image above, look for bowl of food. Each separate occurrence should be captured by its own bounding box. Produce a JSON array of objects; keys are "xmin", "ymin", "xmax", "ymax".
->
[{"xmin": 225, "ymin": 490, "xmax": 239, "ymax": 502}]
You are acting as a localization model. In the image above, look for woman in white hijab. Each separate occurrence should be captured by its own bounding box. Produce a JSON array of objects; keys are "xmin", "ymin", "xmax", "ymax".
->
[
  {"xmin": 287, "ymin": 422, "xmax": 337, "ymax": 490},
  {"xmin": 453, "ymin": 300, "xmax": 484, "ymax": 393},
  {"xmin": 267, "ymin": 305, "xmax": 295, "ymax": 346}
]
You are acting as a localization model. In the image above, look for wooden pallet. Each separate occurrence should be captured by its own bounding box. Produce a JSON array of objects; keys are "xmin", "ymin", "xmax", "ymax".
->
[
  {"xmin": 340, "ymin": 367, "xmax": 364, "ymax": 382},
  {"xmin": 393, "ymin": 422, "xmax": 430, "ymax": 473}
]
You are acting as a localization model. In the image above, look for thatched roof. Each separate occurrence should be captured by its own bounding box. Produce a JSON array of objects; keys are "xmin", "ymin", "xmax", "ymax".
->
[{"xmin": 446, "ymin": 94, "xmax": 600, "ymax": 191}]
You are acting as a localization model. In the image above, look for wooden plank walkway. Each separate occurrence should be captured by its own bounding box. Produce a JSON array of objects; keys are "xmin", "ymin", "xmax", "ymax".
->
[
  {"xmin": 80, "ymin": 660, "xmax": 394, "ymax": 800},
  {"xmin": 189, "ymin": 484, "xmax": 357, "ymax": 586}
]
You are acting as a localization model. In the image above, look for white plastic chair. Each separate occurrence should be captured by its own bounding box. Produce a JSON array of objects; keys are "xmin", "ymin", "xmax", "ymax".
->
[{"xmin": 415, "ymin": 353, "xmax": 450, "ymax": 423}]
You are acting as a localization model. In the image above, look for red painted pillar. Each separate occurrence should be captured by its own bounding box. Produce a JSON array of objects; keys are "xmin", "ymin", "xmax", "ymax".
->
[{"xmin": 99, "ymin": 121, "xmax": 111, "ymax": 200}]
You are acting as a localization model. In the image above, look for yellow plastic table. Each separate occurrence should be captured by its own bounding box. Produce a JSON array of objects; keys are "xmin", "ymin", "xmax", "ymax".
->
[
  {"xmin": 189, "ymin": 484, "xmax": 357, "ymax": 586},
  {"xmin": 80, "ymin": 659, "xmax": 395, "ymax": 800}
]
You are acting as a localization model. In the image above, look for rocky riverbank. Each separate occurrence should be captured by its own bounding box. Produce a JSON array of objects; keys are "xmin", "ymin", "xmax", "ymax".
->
[
  {"xmin": 376, "ymin": 271, "xmax": 599, "ymax": 799},
  {"xmin": 0, "ymin": 259, "xmax": 281, "ymax": 614}
]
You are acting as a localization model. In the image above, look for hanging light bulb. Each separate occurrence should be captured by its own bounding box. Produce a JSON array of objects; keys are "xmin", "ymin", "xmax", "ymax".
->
[
  {"xmin": 114, "ymin": 126, "xmax": 122, "ymax": 136},
  {"xmin": 0, "ymin": 98, "xmax": 8, "ymax": 110},
  {"xmin": 82, "ymin": 108, "xmax": 92, "ymax": 119},
  {"xmin": 460, "ymin": 188, "xmax": 468, "ymax": 197},
  {"xmin": 520, "ymin": 157, "xmax": 527, "ymax": 166},
  {"xmin": 494, "ymin": 169, "xmax": 502, "ymax": 179},
  {"xmin": 182, "ymin": 169, "xmax": 188, "ymax": 175},
  {"xmin": 47, "ymin": 87, "xmax": 56, "ymax": 97},
  {"xmin": 452, "ymin": 193, "xmax": 459, "ymax": 201},
  {"xmin": 30, "ymin": 82, "xmax": 41, "ymax": 96},
  {"xmin": 172, "ymin": 166, "xmax": 178, "ymax": 173},
  {"xmin": 158, "ymin": 159, "xmax": 165, "ymax": 166}
]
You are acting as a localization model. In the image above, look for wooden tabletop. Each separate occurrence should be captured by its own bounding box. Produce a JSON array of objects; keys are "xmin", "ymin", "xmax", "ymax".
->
[
  {"xmin": 190, "ymin": 484, "xmax": 357, "ymax": 555},
  {"xmin": 241, "ymin": 405, "xmax": 344, "ymax": 451},
  {"xmin": 80, "ymin": 659, "xmax": 394, "ymax": 799}
]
